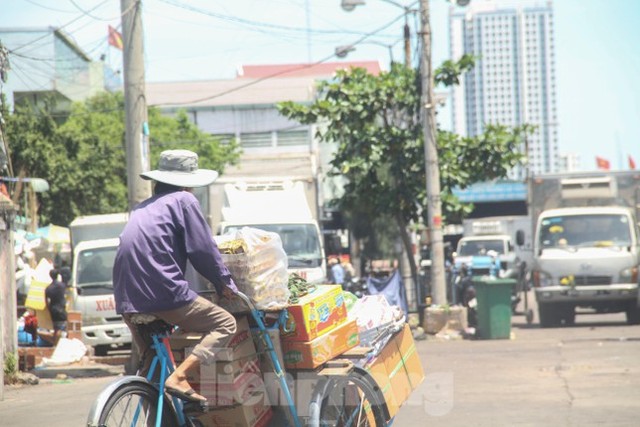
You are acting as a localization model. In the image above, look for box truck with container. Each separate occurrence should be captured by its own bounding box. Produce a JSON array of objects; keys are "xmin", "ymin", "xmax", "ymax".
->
[
  {"xmin": 529, "ymin": 171, "xmax": 640, "ymax": 327},
  {"xmin": 207, "ymin": 178, "xmax": 327, "ymax": 283}
]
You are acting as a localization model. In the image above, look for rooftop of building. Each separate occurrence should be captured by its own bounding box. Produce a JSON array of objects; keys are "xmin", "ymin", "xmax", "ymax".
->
[{"xmin": 147, "ymin": 60, "xmax": 382, "ymax": 108}]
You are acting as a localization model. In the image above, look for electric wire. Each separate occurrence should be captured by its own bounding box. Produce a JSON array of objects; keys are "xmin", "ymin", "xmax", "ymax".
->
[
  {"xmin": 23, "ymin": 0, "xmax": 75, "ymax": 13},
  {"xmin": 7, "ymin": 2, "xmax": 409, "ymax": 127},
  {"xmin": 158, "ymin": 0, "xmax": 398, "ymax": 39},
  {"xmin": 151, "ymin": 11, "xmax": 407, "ymax": 107}
]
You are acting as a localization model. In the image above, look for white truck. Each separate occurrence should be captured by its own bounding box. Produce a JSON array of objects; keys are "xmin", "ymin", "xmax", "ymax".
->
[
  {"xmin": 529, "ymin": 171, "xmax": 640, "ymax": 327},
  {"xmin": 207, "ymin": 178, "xmax": 327, "ymax": 283},
  {"xmin": 453, "ymin": 216, "xmax": 531, "ymax": 310},
  {"xmin": 456, "ymin": 216, "xmax": 533, "ymax": 277},
  {"xmin": 68, "ymin": 213, "xmax": 130, "ymax": 355}
]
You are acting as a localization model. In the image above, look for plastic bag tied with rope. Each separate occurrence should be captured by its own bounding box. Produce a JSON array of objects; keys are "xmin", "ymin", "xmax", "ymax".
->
[{"xmin": 216, "ymin": 227, "xmax": 291, "ymax": 310}]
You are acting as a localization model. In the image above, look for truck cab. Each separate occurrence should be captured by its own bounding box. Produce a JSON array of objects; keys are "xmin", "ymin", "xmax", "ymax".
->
[
  {"xmin": 533, "ymin": 206, "xmax": 640, "ymax": 326},
  {"xmin": 455, "ymin": 235, "xmax": 516, "ymax": 275},
  {"xmin": 212, "ymin": 179, "xmax": 327, "ymax": 283},
  {"xmin": 530, "ymin": 172, "xmax": 640, "ymax": 327},
  {"xmin": 68, "ymin": 213, "xmax": 130, "ymax": 355}
]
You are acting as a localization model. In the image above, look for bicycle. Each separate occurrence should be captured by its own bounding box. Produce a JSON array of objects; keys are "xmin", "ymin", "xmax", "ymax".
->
[{"xmin": 87, "ymin": 291, "xmax": 390, "ymax": 427}]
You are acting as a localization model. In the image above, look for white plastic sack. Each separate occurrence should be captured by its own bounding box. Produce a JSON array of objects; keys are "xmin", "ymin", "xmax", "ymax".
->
[
  {"xmin": 216, "ymin": 227, "xmax": 290, "ymax": 310},
  {"xmin": 41, "ymin": 337, "xmax": 87, "ymax": 366},
  {"xmin": 348, "ymin": 295, "xmax": 395, "ymax": 330}
]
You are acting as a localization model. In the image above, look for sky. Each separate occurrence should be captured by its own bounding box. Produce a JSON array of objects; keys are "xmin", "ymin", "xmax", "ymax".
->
[{"xmin": 1, "ymin": 0, "xmax": 639, "ymax": 171}]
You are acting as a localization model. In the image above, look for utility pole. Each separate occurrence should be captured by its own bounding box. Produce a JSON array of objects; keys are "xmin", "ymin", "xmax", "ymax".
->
[
  {"xmin": 121, "ymin": 0, "xmax": 151, "ymax": 209},
  {"xmin": 403, "ymin": 12, "xmax": 411, "ymax": 67},
  {"xmin": 418, "ymin": 0, "xmax": 446, "ymax": 305}
]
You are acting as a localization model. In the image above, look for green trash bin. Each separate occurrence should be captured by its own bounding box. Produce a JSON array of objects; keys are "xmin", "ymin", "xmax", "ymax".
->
[{"xmin": 473, "ymin": 277, "xmax": 515, "ymax": 339}]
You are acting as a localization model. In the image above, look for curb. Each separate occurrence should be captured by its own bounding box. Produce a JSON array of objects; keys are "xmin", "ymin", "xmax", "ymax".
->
[{"xmin": 32, "ymin": 362, "xmax": 124, "ymax": 379}]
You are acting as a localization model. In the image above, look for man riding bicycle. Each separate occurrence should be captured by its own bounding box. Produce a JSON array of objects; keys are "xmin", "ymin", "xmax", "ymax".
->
[{"xmin": 113, "ymin": 149, "xmax": 238, "ymax": 404}]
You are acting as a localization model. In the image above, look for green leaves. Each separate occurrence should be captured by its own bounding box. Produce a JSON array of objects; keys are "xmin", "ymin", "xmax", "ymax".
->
[
  {"xmin": 5, "ymin": 91, "xmax": 241, "ymax": 226},
  {"xmin": 278, "ymin": 60, "xmax": 528, "ymax": 259},
  {"xmin": 435, "ymin": 54, "xmax": 478, "ymax": 87}
]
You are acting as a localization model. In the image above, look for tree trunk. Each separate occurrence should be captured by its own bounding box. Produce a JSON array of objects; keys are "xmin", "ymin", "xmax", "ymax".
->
[{"xmin": 395, "ymin": 213, "xmax": 419, "ymax": 309}]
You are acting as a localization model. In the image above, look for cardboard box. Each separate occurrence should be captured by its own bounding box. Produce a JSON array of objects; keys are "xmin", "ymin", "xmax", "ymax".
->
[
  {"xmin": 365, "ymin": 324, "xmax": 425, "ymax": 416},
  {"xmin": 197, "ymin": 368, "xmax": 266, "ymax": 406},
  {"xmin": 281, "ymin": 285, "xmax": 348, "ymax": 342},
  {"xmin": 169, "ymin": 316, "xmax": 268, "ymax": 406},
  {"xmin": 365, "ymin": 352, "xmax": 400, "ymax": 418},
  {"xmin": 196, "ymin": 392, "xmax": 273, "ymax": 427},
  {"xmin": 251, "ymin": 326, "xmax": 286, "ymax": 405},
  {"xmin": 282, "ymin": 319, "xmax": 360, "ymax": 369}
]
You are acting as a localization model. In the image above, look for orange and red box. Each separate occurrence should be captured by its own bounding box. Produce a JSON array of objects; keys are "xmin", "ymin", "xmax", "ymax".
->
[
  {"xmin": 280, "ymin": 284, "xmax": 348, "ymax": 342},
  {"xmin": 281, "ymin": 319, "xmax": 360, "ymax": 369}
]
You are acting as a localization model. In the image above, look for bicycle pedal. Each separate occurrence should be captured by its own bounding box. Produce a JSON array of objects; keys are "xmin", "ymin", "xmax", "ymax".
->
[{"xmin": 182, "ymin": 400, "xmax": 209, "ymax": 414}]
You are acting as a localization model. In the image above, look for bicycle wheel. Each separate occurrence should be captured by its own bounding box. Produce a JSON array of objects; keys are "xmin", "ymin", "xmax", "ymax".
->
[
  {"xmin": 316, "ymin": 371, "xmax": 387, "ymax": 427},
  {"xmin": 97, "ymin": 382, "xmax": 179, "ymax": 427}
]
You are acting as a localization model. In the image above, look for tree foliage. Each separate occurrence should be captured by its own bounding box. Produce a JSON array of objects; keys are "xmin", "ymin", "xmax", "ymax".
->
[
  {"xmin": 4, "ymin": 91, "xmax": 240, "ymax": 226},
  {"xmin": 278, "ymin": 60, "xmax": 530, "ymax": 262}
]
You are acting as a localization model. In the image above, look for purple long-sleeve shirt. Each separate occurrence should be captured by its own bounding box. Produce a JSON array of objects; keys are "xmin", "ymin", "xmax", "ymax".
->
[{"xmin": 113, "ymin": 190, "xmax": 237, "ymax": 314}]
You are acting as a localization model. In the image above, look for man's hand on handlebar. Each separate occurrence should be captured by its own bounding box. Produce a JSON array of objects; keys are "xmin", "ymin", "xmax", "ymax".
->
[{"xmin": 222, "ymin": 287, "xmax": 237, "ymax": 300}]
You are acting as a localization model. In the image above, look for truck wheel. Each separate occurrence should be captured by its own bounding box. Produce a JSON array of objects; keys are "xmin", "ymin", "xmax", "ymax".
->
[
  {"xmin": 94, "ymin": 345, "xmax": 110, "ymax": 357},
  {"xmin": 626, "ymin": 305, "xmax": 640, "ymax": 325},
  {"xmin": 538, "ymin": 303, "xmax": 560, "ymax": 328},
  {"xmin": 525, "ymin": 309, "xmax": 534, "ymax": 325},
  {"xmin": 561, "ymin": 305, "xmax": 575, "ymax": 326}
]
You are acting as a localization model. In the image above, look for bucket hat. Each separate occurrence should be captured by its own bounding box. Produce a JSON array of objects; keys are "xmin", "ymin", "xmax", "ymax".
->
[{"xmin": 140, "ymin": 149, "xmax": 219, "ymax": 188}]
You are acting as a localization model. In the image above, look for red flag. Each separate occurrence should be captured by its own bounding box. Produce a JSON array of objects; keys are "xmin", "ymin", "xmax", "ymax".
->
[
  {"xmin": 596, "ymin": 156, "xmax": 610, "ymax": 170},
  {"xmin": 629, "ymin": 155, "xmax": 636, "ymax": 170},
  {"xmin": 108, "ymin": 25, "xmax": 123, "ymax": 50}
]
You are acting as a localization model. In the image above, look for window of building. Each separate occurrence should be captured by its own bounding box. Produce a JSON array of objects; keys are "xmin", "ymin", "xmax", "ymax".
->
[
  {"xmin": 239, "ymin": 132, "xmax": 272, "ymax": 148},
  {"xmin": 276, "ymin": 129, "xmax": 309, "ymax": 147}
]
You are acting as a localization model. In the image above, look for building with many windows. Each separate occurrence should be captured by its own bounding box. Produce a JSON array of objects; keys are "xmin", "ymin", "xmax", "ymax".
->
[
  {"xmin": 449, "ymin": 0, "xmax": 558, "ymax": 177},
  {"xmin": 145, "ymin": 61, "xmax": 381, "ymax": 225}
]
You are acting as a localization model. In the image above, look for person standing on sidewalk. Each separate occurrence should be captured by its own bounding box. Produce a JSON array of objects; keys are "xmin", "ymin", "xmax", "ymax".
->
[
  {"xmin": 113, "ymin": 149, "xmax": 238, "ymax": 404},
  {"xmin": 45, "ymin": 268, "xmax": 68, "ymax": 345}
]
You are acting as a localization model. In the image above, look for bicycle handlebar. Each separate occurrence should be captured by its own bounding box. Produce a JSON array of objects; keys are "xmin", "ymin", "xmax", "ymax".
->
[{"xmin": 234, "ymin": 291, "xmax": 256, "ymax": 311}]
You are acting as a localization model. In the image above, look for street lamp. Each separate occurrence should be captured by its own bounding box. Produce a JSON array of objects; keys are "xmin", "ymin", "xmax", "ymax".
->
[
  {"xmin": 335, "ymin": 39, "xmax": 401, "ymax": 63},
  {"xmin": 341, "ymin": 0, "xmax": 415, "ymax": 67}
]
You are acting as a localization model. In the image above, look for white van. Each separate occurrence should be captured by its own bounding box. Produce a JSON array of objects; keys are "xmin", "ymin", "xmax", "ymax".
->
[
  {"xmin": 69, "ymin": 213, "xmax": 129, "ymax": 355},
  {"xmin": 69, "ymin": 238, "xmax": 130, "ymax": 355}
]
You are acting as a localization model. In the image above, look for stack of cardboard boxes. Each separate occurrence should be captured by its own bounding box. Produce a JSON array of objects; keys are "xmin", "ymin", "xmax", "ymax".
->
[
  {"xmin": 169, "ymin": 316, "xmax": 273, "ymax": 427},
  {"xmin": 280, "ymin": 284, "xmax": 359, "ymax": 370}
]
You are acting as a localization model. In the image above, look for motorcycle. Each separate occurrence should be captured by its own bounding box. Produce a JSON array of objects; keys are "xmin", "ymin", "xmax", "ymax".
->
[
  {"xmin": 343, "ymin": 276, "xmax": 369, "ymax": 298},
  {"xmin": 451, "ymin": 263, "xmax": 478, "ymax": 327}
]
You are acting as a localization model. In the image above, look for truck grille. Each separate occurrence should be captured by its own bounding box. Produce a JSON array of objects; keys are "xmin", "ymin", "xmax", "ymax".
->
[
  {"xmin": 471, "ymin": 268, "xmax": 491, "ymax": 276},
  {"xmin": 573, "ymin": 275, "xmax": 612, "ymax": 285}
]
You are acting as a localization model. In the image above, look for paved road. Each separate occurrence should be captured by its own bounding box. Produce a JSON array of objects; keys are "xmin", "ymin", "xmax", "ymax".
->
[
  {"xmin": 2, "ymin": 295, "xmax": 639, "ymax": 426},
  {"xmin": 394, "ymin": 296, "xmax": 640, "ymax": 427}
]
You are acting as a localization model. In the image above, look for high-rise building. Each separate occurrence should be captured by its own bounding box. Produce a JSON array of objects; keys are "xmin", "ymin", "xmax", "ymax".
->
[
  {"xmin": 557, "ymin": 152, "xmax": 581, "ymax": 172},
  {"xmin": 449, "ymin": 0, "xmax": 558, "ymax": 177}
]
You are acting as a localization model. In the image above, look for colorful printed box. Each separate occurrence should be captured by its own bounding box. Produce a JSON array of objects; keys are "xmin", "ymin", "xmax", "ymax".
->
[
  {"xmin": 281, "ymin": 285, "xmax": 348, "ymax": 342},
  {"xmin": 282, "ymin": 319, "xmax": 360, "ymax": 369}
]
